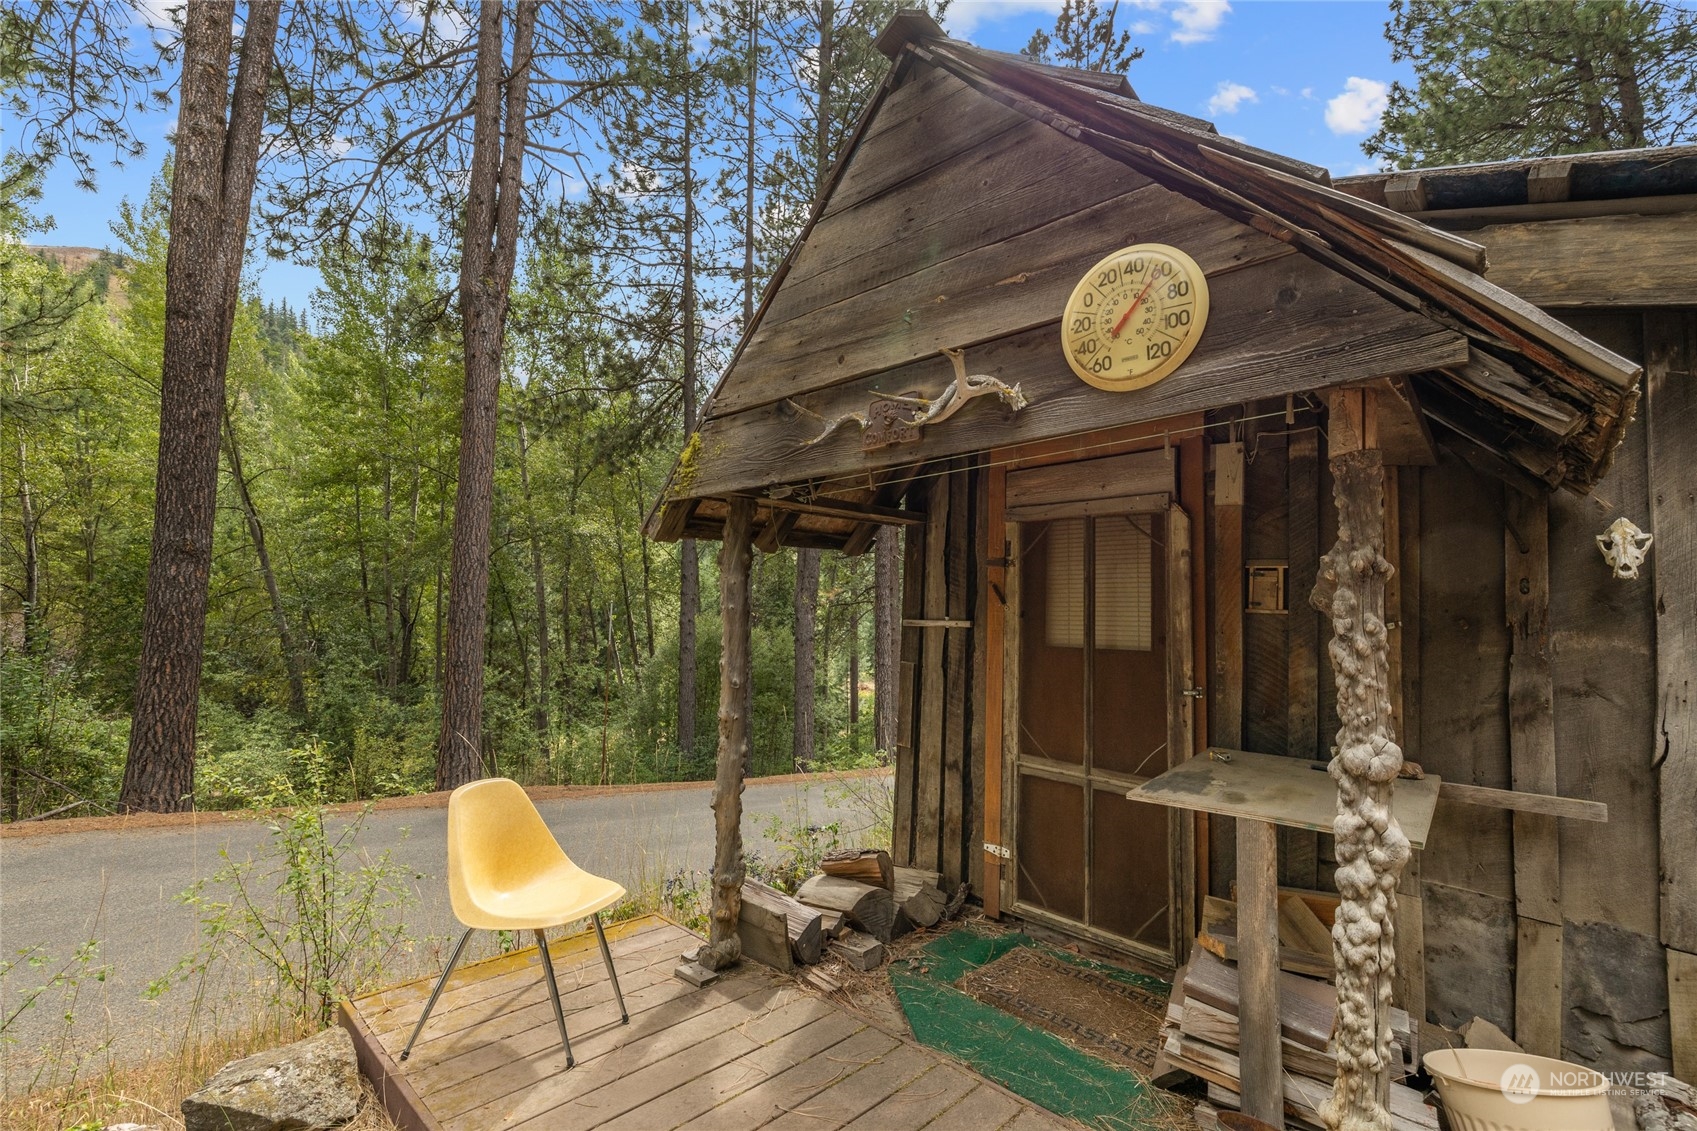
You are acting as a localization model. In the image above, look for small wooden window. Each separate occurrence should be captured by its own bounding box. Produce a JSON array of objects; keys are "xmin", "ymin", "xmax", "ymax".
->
[{"xmin": 1044, "ymin": 517, "xmax": 1152, "ymax": 651}]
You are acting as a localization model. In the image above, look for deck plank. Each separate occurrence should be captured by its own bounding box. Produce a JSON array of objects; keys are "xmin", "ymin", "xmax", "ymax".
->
[
  {"xmin": 503, "ymin": 991, "xmax": 833, "ymax": 1129},
  {"xmin": 838, "ymin": 1063, "xmax": 980, "ymax": 1131},
  {"xmin": 358, "ymin": 918, "xmax": 677, "ymax": 1015},
  {"xmin": 761, "ymin": 1041, "xmax": 938, "ymax": 1131},
  {"xmin": 393, "ymin": 939, "xmax": 683, "ymax": 1062},
  {"xmin": 593, "ymin": 1012, "xmax": 868, "ymax": 1131},
  {"xmin": 913, "ymin": 1083, "xmax": 1026, "ymax": 1131},
  {"xmin": 431, "ymin": 978, "xmax": 777, "ymax": 1122},
  {"xmin": 365, "ymin": 923, "xmax": 681, "ymax": 1036},
  {"xmin": 346, "ymin": 916, "xmax": 1092, "ymax": 1131},
  {"xmin": 678, "ymin": 1023, "xmax": 905, "ymax": 1131}
]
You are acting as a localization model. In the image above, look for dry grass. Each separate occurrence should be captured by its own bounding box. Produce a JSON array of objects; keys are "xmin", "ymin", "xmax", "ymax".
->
[{"xmin": 0, "ymin": 1020, "xmax": 399, "ymax": 1131}]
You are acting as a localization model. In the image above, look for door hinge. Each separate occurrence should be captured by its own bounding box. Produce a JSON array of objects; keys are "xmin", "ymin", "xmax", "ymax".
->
[{"xmin": 983, "ymin": 842, "xmax": 1013, "ymax": 860}]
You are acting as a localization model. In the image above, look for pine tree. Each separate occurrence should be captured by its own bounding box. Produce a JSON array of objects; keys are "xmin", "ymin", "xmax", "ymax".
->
[{"xmin": 1367, "ymin": 0, "xmax": 1697, "ymax": 168}]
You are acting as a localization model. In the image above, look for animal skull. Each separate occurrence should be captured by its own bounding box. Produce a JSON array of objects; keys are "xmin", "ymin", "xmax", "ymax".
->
[{"xmin": 1596, "ymin": 517, "xmax": 1654, "ymax": 580}]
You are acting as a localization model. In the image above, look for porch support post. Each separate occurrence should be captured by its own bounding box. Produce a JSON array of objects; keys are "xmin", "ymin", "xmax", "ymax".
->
[
  {"xmin": 1314, "ymin": 389, "xmax": 1410, "ymax": 1131},
  {"xmin": 703, "ymin": 496, "xmax": 755, "ymax": 971}
]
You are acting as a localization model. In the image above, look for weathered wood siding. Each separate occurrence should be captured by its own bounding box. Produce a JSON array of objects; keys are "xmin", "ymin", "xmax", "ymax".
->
[
  {"xmin": 1405, "ymin": 310, "xmax": 1690, "ymax": 1075},
  {"xmin": 893, "ymin": 461, "xmax": 985, "ymax": 891}
]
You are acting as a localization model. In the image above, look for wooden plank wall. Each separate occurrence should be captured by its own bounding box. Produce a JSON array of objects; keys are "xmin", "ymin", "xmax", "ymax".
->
[
  {"xmin": 892, "ymin": 461, "xmax": 984, "ymax": 892},
  {"xmin": 1408, "ymin": 309, "xmax": 1689, "ymax": 1079}
]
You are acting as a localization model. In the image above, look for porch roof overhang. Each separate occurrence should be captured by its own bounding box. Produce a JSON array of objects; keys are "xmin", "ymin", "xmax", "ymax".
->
[{"xmin": 646, "ymin": 11, "xmax": 1643, "ymax": 552}]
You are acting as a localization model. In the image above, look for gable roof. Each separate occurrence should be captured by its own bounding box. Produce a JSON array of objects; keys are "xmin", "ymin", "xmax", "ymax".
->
[{"xmin": 649, "ymin": 12, "xmax": 1641, "ymax": 548}]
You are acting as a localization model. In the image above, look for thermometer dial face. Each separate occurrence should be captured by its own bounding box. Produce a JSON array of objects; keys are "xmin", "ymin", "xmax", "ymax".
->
[{"xmin": 1061, "ymin": 244, "xmax": 1211, "ymax": 392}]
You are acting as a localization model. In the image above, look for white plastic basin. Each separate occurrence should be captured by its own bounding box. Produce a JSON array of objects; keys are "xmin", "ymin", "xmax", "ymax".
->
[{"xmin": 1423, "ymin": 1048, "xmax": 1613, "ymax": 1131}]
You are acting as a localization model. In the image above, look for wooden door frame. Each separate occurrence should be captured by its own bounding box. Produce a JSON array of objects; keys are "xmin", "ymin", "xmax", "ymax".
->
[{"xmin": 983, "ymin": 418, "xmax": 1206, "ymax": 968}]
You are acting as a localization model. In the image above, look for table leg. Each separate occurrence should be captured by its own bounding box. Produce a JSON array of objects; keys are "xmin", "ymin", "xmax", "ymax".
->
[{"xmin": 1238, "ymin": 817, "xmax": 1283, "ymax": 1127}]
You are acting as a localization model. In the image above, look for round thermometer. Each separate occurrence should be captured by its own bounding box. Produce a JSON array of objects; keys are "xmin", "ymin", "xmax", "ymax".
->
[{"xmin": 1061, "ymin": 243, "xmax": 1210, "ymax": 392}]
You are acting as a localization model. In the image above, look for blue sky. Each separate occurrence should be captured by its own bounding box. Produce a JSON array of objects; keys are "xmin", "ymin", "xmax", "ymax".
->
[{"xmin": 29, "ymin": 1, "xmax": 1407, "ymax": 311}]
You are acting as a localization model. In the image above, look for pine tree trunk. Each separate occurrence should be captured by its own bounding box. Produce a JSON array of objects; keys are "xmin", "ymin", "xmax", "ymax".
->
[
  {"xmin": 437, "ymin": 0, "xmax": 537, "ymax": 791},
  {"xmin": 874, "ymin": 525, "xmax": 899, "ymax": 754},
  {"xmin": 677, "ymin": 8, "xmax": 702, "ymax": 764},
  {"xmin": 121, "ymin": 0, "xmax": 281, "ymax": 813},
  {"xmin": 517, "ymin": 414, "xmax": 550, "ymax": 748},
  {"xmin": 848, "ymin": 608, "xmax": 860, "ymax": 754},
  {"xmin": 793, "ymin": 547, "xmax": 820, "ymax": 771},
  {"xmin": 15, "ymin": 433, "xmax": 41, "ymax": 652},
  {"xmin": 222, "ymin": 406, "xmax": 307, "ymax": 715}
]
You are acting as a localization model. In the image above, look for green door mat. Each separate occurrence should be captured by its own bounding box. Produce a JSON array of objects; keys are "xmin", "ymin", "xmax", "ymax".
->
[{"xmin": 889, "ymin": 926, "xmax": 1186, "ymax": 1130}]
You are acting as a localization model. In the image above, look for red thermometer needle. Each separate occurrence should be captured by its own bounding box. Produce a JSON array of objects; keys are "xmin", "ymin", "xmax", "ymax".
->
[{"xmin": 1110, "ymin": 274, "xmax": 1159, "ymax": 339}]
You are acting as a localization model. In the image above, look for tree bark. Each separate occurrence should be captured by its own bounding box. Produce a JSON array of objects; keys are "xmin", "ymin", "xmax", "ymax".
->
[
  {"xmin": 222, "ymin": 406, "xmax": 307, "ymax": 715},
  {"xmin": 121, "ymin": 0, "xmax": 281, "ymax": 813},
  {"xmin": 793, "ymin": 547, "xmax": 820, "ymax": 771},
  {"xmin": 874, "ymin": 525, "xmax": 899, "ymax": 754},
  {"xmin": 436, "ymin": 0, "xmax": 537, "ymax": 790},
  {"xmin": 1314, "ymin": 447, "xmax": 1410, "ymax": 1131},
  {"xmin": 676, "ymin": 2, "xmax": 701, "ymax": 763},
  {"xmin": 516, "ymin": 413, "xmax": 550, "ymax": 749},
  {"xmin": 704, "ymin": 496, "xmax": 755, "ymax": 970}
]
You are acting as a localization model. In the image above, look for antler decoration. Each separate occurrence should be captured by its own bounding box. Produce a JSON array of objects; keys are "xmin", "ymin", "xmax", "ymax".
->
[{"xmin": 790, "ymin": 347, "xmax": 1028, "ymax": 449}]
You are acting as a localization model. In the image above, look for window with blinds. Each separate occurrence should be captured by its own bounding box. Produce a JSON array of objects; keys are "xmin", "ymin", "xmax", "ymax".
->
[{"xmin": 1043, "ymin": 517, "xmax": 1153, "ymax": 651}]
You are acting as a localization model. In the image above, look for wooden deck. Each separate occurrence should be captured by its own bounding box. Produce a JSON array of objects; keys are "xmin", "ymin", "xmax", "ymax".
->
[{"xmin": 341, "ymin": 915, "xmax": 1082, "ymax": 1131}]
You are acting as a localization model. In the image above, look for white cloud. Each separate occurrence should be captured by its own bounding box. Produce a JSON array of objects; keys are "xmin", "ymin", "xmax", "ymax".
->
[
  {"xmin": 1207, "ymin": 81, "xmax": 1257, "ymax": 116},
  {"xmin": 1170, "ymin": 0, "xmax": 1230, "ymax": 44},
  {"xmin": 1325, "ymin": 77, "xmax": 1389, "ymax": 135},
  {"xmin": 1333, "ymin": 160, "xmax": 1390, "ymax": 177},
  {"xmin": 942, "ymin": 0, "xmax": 1065, "ymax": 38},
  {"xmin": 1300, "ymin": 87, "xmax": 1315, "ymax": 100}
]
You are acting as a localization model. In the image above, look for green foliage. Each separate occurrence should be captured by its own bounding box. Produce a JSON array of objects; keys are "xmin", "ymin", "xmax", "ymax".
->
[
  {"xmin": 160, "ymin": 776, "xmax": 418, "ymax": 1029},
  {"xmin": 1023, "ymin": 0, "xmax": 1146, "ymax": 75},
  {"xmin": 1367, "ymin": 0, "xmax": 1697, "ymax": 168}
]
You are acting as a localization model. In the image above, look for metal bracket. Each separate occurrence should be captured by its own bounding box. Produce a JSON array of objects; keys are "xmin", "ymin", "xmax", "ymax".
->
[
  {"xmin": 983, "ymin": 842, "xmax": 1012, "ymax": 860},
  {"xmin": 1182, "ymin": 687, "xmax": 1206, "ymax": 699}
]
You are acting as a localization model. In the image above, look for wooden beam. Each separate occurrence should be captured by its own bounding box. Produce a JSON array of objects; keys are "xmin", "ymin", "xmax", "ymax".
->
[
  {"xmin": 703, "ymin": 497, "xmax": 756, "ymax": 971},
  {"xmin": 1648, "ymin": 311, "xmax": 1697, "ymax": 953},
  {"xmin": 1169, "ymin": 499, "xmax": 1199, "ymax": 955},
  {"xmin": 1505, "ymin": 489, "xmax": 1561, "ymax": 1058},
  {"xmin": 1215, "ymin": 434, "xmax": 1242, "ymax": 903},
  {"xmin": 1384, "ymin": 172, "xmax": 1427, "ymax": 213},
  {"xmin": 1670, "ymin": 948, "xmax": 1697, "ymax": 1085},
  {"xmin": 1436, "ymin": 780, "xmax": 1607, "ymax": 822},
  {"xmin": 1285, "ymin": 429, "xmax": 1321, "ymax": 890},
  {"xmin": 684, "ymin": 257, "xmax": 1471, "ymax": 500},
  {"xmin": 1237, "ymin": 818, "xmax": 1284, "ymax": 1127},
  {"xmin": 1524, "ymin": 159, "xmax": 1572, "ymax": 205},
  {"xmin": 739, "ymin": 493, "xmax": 925, "ymax": 527},
  {"xmin": 1471, "ymin": 212, "xmax": 1697, "ymax": 307},
  {"xmin": 840, "ymin": 522, "xmax": 879, "ymax": 556},
  {"xmin": 982, "ymin": 468, "xmax": 1007, "ymax": 918},
  {"xmin": 940, "ymin": 468, "xmax": 970, "ymax": 889},
  {"xmin": 754, "ymin": 510, "xmax": 799, "ymax": 553},
  {"xmin": 1373, "ymin": 376, "xmax": 1438, "ymax": 466},
  {"xmin": 915, "ymin": 472, "xmax": 949, "ymax": 874},
  {"xmin": 893, "ymin": 518, "xmax": 927, "ymax": 867},
  {"xmin": 1325, "ymin": 387, "xmax": 1378, "ymax": 457}
]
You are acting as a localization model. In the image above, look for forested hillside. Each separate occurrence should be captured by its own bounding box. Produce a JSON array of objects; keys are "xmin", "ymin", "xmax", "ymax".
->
[{"xmin": 0, "ymin": 0, "xmax": 950, "ymax": 820}]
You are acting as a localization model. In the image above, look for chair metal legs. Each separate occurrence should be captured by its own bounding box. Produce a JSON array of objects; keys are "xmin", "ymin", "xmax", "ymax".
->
[
  {"xmin": 400, "ymin": 927, "xmax": 473, "ymax": 1062},
  {"xmin": 396, "ymin": 919, "xmax": 622, "ymax": 1071},
  {"xmin": 535, "ymin": 928, "xmax": 574, "ymax": 1068},
  {"xmin": 593, "ymin": 913, "xmax": 628, "ymax": 1024}
]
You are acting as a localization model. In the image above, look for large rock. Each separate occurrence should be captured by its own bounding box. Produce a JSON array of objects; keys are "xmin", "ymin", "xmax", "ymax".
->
[{"xmin": 181, "ymin": 1026, "xmax": 360, "ymax": 1131}]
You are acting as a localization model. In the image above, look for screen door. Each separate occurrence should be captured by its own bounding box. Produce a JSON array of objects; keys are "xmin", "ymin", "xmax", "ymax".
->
[{"xmin": 1006, "ymin": 504, "xmax": 1190, "ymax": 963}]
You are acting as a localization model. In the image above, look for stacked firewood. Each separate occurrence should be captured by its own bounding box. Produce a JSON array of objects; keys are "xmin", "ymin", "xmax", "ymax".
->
[
  {"xmin": 736, "ymin": 849, "xmax": 957, "ymax": 975},
  {"xmin": 1156, "ymin": 892, "xmax": 1437, "ymax": 1131}
]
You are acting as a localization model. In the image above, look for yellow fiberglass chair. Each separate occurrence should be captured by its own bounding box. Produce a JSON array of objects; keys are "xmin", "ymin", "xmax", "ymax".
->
[{"xmin": 399, "ymin": 778, "xmax": 628, "ymax": 1067}]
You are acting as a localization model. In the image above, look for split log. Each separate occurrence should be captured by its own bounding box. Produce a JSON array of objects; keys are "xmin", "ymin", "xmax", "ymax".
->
[
  {"xmin": 831, "ymin": 930, "xmax": 886, "ymax": 971},
  {"xmin": 821, "ymin": 848, "xmax": 893, "ymax": 889},
  {"xmin": 818, "ymin": 909, "xmax": 846, "ymax": 938},
  {"xmin": 796, "ymin": 874, "xmax": 896, "ymax": 942},
  {"xmin": 737, "ymin": 885, "xmax": 793, "ymax": 973},
  {"xmin": 743, "ymin": 880, "xmax": 824, "ymax": 965},
  {"xmin": 891, "ymin": 866, "xmax": 947, "ymax": 928}
]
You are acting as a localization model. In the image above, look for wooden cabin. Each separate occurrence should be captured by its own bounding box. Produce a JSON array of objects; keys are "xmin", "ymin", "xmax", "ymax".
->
[{"xmin": 647, "ymin": 10, "xmax": 1697, "ymax": 1101}]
